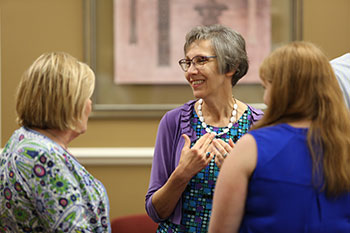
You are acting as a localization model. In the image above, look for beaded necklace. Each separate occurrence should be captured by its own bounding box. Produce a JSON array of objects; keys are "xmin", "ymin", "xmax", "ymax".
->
[{"xmin": 197, "ymin": 98, "xmax": 238, "ymax": 136}]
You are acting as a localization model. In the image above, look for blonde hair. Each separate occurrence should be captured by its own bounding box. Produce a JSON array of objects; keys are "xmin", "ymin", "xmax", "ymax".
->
[
  {"xmin": 254, "ymin": 41, "xmax": 350, "ymax": 196},
  {"xmin": 16, "ymin": 52, "xmax": 95, "ymax": 131}
]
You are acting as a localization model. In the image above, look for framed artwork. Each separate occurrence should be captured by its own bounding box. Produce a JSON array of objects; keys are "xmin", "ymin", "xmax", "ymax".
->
[
  {"xmin": 114, "ymin": 0, "xmax": 270, "ymax": 84},
  {"xmin": 84, "ymin": 0, "xmax": 303, "ymax": 117}
]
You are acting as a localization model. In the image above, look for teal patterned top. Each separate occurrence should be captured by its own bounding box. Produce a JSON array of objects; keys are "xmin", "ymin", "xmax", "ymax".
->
[
  {"xmin": 157, "ymin": 108, "xmax": 253, "ymax": 232},
  {"xmin": 0, "ymin": 127, "xmax": 111, "ymax": 232}
]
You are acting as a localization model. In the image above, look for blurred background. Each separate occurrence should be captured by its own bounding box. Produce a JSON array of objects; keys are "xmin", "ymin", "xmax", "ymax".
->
[{"xmin": 0, "ymin": 0, "xmax": 349, "ymax": 220}]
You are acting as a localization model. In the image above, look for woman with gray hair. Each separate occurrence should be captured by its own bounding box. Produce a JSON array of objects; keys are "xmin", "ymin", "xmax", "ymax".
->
[
  {"xmin": 0, "ymin": 52, "xmax": 111, "ymax": 232},
  {"xmin": 145, "ymin": 24, "xmax": 263, "ymax": 232}
]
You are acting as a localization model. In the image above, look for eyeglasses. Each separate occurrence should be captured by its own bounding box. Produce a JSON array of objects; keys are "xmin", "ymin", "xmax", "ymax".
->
[{"xmin": 178, "ymin": 55, "xmax": 217, "ymax": 72}]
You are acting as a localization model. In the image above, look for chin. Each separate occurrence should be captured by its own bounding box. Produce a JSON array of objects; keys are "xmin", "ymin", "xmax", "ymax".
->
[
  {"xmin": 74, "ymin": 126, "xmax": 87, "ymax": 135},
  {"xmin": 79, "ymin": 128, "xmax": 87, "ymax": 134},
  {"xmin": 192, "ymin": 91, "xmax": 204, "ymax": 99}
]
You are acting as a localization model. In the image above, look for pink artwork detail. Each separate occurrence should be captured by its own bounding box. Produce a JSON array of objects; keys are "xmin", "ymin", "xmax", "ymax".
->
[{"xmin": 114, "ymin": 0, "xmax": 270, "ymax": 84}]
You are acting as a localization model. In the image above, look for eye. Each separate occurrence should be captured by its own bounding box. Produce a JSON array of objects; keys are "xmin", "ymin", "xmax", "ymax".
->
[
  {"xmin": 179, "ymin": 59, "xmax": 190, "ymax": 66},
  {"xmin": 194, "ymin": 56, "xmax": 208, "ymax": 65}
]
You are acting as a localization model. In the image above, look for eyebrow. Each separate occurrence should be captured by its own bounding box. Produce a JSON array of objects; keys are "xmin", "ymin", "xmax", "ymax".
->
[{"xmin": 185, "ymin": 55, "xmax": 208, "ymax": 59}]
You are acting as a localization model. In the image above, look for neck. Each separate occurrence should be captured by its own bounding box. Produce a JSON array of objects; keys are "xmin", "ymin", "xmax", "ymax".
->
[
  {"xmin": 34, "ymin": 128, "xmax": 77, "ymax": 149},
  {"xmin": 287, "ymin": 120, "xmax": 311, "ymax": 128},
  {"xmin": 197, "ymin": 97, "xmax": 238, "ymax": 128},
  {"xmin": 199, "ymin": 96, "xmax": 235, "ymax": 121}
]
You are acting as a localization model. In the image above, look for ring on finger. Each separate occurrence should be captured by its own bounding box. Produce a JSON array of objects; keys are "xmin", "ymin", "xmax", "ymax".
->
[
  {"xmin": 223, "ymin": 152, "xmax": 228, "ymax": 158},
  {"xmin": 206, "ymin": 152, "xmax": 211, "ymax": 158}
]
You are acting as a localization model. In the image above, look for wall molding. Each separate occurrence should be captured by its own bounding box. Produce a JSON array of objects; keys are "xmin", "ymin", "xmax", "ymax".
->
[
  {"xmin": 0, "ymin": 147, "xmax": 155, "ymax": 166},
  {"xmin": 70, "ymin": 147, "xmax": 154, "ymax": 165}
]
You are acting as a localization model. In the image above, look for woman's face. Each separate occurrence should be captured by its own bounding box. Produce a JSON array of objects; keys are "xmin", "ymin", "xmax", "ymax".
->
[
  {"xmin": 184, "ymin": 40, "xmax": 231, "ymax": 100},
  {"xmin": 76, "ymin": 98, "xmax": 92, "ymax": 134},
  {"xmin": 262, "ymin": 80, "xmax": 271, "ymax": 106}
]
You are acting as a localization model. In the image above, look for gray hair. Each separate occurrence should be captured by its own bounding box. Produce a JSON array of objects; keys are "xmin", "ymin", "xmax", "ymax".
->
[{"xmin": 184, "ymin": 24, "xmax": 248, "ymax": 86}]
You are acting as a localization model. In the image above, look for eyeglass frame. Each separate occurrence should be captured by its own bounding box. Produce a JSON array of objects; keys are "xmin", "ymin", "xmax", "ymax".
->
[{"xmin": 178, "ymin": 55, "xmax": 217, "ymax": 72}]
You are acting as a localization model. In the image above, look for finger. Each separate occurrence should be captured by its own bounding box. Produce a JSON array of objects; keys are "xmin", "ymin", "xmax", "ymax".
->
[
  {"xmin": 212, "ymin": 139, "xmax": 231, "ymax": 160},
  {"xmin": 191, "ymin": 133, "xmax": 211, "ymax": 150},
  {"xmin": 214, "ymin": 139, "xmax": 232, "ymax": 154},
  {"xmin": 209, "ymin": 145, "xmax": 222, "ymax": 161},
  {"xmin": 206, "ymin": 150, "xmax": 215, "ymax": 162},
  {"xmin": 201, "ymin": 133, "xmax": 215, "ymax": 151},
  {"xmin": 213, "ymin": 139, "xmax": 224, "ymax": 151},
  {"xmin": 205, "ymin": 144, "xmax": 216, "ymax": 158},
  {"xmin": 182, "ymin": 134, "xmax": 191, "ymax": 149},
  {"xmin": 212, "ymin": 139, "xmax": 226, "ymax": 155},
  {"xmin": 214, "ymin": 153, "xmax": 223, "ymax": 168},
  {"xmin": 228, "ymin": 138, "xmax": 235, "ymax": 148},
  {"xmin": 215, "ymin": 146, "xmax": 226, "ymax": 160},
  {"xmin": 208, "ymin": 143, "xmax": 219, "ymax": 155}
]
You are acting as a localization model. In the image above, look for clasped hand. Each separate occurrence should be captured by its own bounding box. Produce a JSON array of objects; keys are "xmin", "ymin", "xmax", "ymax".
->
[{"xmin": 179, "ymin": 133, "xmax": 235, "ymax": 179}]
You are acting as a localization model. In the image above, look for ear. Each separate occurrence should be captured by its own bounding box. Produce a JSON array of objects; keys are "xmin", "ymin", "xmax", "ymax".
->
[{"xmin": 225, "ymin": 70, "xmax": 235, "ymax": 78}]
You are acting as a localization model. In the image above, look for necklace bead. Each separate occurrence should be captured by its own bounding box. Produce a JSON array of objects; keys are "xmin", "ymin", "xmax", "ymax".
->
[{"xmin": 197, "ymin": 98, "xmax": 238, "ymax": 136}]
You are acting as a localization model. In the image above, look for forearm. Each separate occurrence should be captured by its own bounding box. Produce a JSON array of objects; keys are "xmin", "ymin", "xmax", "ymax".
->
[
  {"xmin": 151, "ymin": 166, "xmax": 191, "ymax": 220},
  {"xmin": 209, "ymin": 161, "xmax": 247, "ymax": 232},
  {"xmin": 208, "ymin": 187, "xmax": 246, "ymax": 233},
  {"xmin": 209, "ymin": 134, "xmax": 257, "ymax": 233}
]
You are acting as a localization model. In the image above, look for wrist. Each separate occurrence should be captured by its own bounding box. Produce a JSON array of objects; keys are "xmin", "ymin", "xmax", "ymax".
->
[{"xmin": 171, "ymin": 165, "xmax": 192, "ymax": 186}]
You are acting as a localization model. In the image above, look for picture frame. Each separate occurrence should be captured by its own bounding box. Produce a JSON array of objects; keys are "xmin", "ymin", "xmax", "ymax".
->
[{"xmin": 84, "ymin": 0, "xmax": 303, "ymax": 118}]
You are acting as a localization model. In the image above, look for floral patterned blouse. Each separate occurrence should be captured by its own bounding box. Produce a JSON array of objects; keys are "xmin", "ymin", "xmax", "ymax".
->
[{"xmin": 0, "ymin": 127, "xmax": 111, "ymax": 232}]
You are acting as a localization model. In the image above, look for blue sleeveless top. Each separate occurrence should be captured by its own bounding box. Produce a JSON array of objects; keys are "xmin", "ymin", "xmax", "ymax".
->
[{"xmin": 241, "ymin": 123, "xmax": 350, "ymax": 233}]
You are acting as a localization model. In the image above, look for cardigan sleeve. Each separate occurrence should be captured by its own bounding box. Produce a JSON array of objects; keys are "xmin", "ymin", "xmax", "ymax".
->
[
  {"xmin": 248, "ymin": 104, "xmax": 264, "ymax": 124},
  {"xmin": 145, "ymin": 101, "xmax": 196, "ymax": 224},
  {"xmin": 145, "ymin": 110, "xmax": 179, "ymax": 223}
]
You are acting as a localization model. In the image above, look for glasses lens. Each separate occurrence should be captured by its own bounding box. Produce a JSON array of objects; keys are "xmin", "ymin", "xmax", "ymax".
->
[
  {"xmin": 193, "ymin": 56, "xmax": 208, "ymax": 66},
  {"xmin": 179, "ymin": 59, "xmax": 190, "ymax": 71}
]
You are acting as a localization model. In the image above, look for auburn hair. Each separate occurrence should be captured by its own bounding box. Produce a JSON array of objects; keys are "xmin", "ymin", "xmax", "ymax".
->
[{"xmin": 253, "ymin": 41, "xmax": 350, "ymax": 196}]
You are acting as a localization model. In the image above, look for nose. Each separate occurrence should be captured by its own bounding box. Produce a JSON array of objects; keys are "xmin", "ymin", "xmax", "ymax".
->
[{"xmin": 187, "ymin": 62, "xmax": 199, "ymax": 73}]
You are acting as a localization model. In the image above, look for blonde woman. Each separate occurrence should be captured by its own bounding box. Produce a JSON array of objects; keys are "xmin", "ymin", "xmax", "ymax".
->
[
  {"xmin": 0, "ymin": 52, "xmax": 111, "ymax": 232},
  {"xmin": 209, "ymin": 41, "xmax": 350, "ymax": 233}
]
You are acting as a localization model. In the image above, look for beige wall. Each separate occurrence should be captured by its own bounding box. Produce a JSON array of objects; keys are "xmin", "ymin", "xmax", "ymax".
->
[
  {"xmin": 0, "ymin": 0, "xmax": 160, "ymax": 220},
  {"xmin": 303, "ymin": 0, "xmax": 350, "ymax": 59},
  {"xmin": 1, "ymin": 0, "xmax": 349, "ymax": 220}
]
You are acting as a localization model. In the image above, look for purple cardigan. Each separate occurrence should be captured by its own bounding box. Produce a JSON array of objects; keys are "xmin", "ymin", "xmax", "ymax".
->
[{"xmin": 145, "ymin": 100, "xmax": 264, "ymax": 224}]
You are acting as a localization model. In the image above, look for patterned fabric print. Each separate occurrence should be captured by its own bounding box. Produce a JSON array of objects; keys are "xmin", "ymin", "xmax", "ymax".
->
[
  {"xmin": 0, "ymin": 127, "xmax": 111, "ymax": 233},
  {"xmin": 157, "ymin": 108, "xmax": 253, "ymax": 233}
]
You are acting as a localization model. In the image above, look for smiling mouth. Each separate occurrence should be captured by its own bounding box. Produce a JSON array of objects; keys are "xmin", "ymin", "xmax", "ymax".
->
[{"xmin": 191, "ymin": 80, "xmax": 204, "ymax": 85}]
